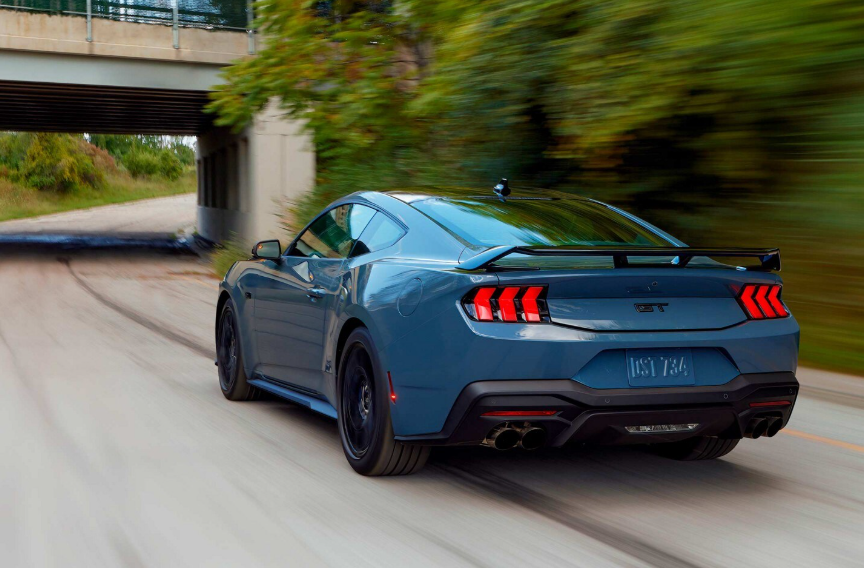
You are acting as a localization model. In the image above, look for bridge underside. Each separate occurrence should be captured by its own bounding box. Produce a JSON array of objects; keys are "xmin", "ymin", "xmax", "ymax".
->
[{"xmin": 0, "ymin": 80, "xmax": 211, "ymax": 135}]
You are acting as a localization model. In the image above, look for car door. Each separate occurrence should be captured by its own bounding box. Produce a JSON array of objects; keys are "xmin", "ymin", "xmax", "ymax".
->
[{"xmin": 253, "ymin": 203, "xmax": 376, "ymax": 393}]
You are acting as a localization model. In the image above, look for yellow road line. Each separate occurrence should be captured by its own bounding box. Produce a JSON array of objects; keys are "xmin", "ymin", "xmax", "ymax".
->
[{"xmin": 781, "ymin": 429, "xmax": 864, "ymax": 454}]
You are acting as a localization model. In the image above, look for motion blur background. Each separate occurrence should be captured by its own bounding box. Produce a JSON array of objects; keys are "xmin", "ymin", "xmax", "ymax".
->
[
  {"xmin": 210, "ymin": 0, "xmax": 864, "ymax": 377},
  {"xmin": 2, "ymin": 0, "xmax": 863, "ymax": 376},
  {"xmin": 1, "ymin": 2, "xmax": 863, "ymax": 566}
]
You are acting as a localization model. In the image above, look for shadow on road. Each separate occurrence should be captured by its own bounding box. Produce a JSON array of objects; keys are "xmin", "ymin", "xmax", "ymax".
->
[{"xmin": 0, "ymin": 233, "xmax": 196, "ymax": 254}]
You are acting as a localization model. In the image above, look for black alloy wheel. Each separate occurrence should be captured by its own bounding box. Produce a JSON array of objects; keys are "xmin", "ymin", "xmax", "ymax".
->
[
  {"xmin": 218, "ymin": 309, "xmax": 238, "ymax": 392},
  {"xmin": 337, "ymin": 327, "xmax": 430, "ymax": 476},
  {"xmin": 217, "ymin": 300, "xmax": 258, "ymax": 401},
  {"xmin": 341, "ymin": 346, "xmax": 377, "ymax": 457}
]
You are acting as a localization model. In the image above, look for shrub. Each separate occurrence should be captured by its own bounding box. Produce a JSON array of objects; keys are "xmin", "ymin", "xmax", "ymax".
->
[
  {"xmin": 79, "ymin": 139, "xmax": 118, "ymax": 174},
  {"xmin": 123, "ymin": 148, "xmax": 184, "ymax": 180},
  {"xmin": 158, "ymin": 149, "xmax": 183, "ymax": 180},
  {"xmin": 0, "ymin": 132, "xmax": 31, "ymax": 172},
  {"xmin": 122, "ymin": 149, "xmax": 162, "ymax": 178},
  {"xmin": 19, "ymin": 133, "xmax": 103, "ymax": 193}
]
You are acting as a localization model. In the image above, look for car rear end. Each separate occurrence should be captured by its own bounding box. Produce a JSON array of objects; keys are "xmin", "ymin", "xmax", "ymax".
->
[{"xmin": 382, "ymin": 191, "xmax": 799, "ymax": 453}]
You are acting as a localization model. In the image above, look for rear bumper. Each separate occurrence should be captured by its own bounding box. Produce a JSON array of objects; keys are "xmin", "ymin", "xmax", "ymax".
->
[{"xmin": 394, "ymin": 372, "xmax": 799, "ymax": 446}]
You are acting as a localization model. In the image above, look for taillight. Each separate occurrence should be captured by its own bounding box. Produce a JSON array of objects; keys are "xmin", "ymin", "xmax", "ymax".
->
[
  {"xmin": 738, "ymin": 284, "xmax": 789, "ymax": 320},
  {"xmin": 462, "ymin": 286, "xmax": 550, "ymax": 323}
]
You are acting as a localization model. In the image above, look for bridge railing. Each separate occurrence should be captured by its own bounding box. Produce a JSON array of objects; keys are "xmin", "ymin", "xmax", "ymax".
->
[{"xmin": 0, "ymin": 0, "xmax": 255, "ymax": 52}]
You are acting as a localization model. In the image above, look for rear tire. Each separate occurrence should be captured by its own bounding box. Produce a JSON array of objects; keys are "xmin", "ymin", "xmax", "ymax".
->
[
  {"xmin": 217, "ymin": 299, "xmax": 259, "ymax": 401},
  {"xmin": 648, "ymin": 436, "xmax": 740, "ymax": 461},
  {"xmin": 337, "ymin": 328, "xmax": 429, "ymax": 476}
]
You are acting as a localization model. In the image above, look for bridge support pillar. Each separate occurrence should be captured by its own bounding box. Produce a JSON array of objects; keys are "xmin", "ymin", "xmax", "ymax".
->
[{"xmin": 196, "ymin": 105, "xmax": 315, "ymax": 245}]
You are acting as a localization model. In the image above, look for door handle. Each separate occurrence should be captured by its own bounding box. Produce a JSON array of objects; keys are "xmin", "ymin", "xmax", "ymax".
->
[{"xmin": 306, "ymin": 287, "xmax": 326, "ymax": 299}]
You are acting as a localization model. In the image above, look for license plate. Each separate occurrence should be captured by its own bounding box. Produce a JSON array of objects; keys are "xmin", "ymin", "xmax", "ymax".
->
[{"xmin": 626, "ymin": 348, "xmax": 696, "ymax": 387}]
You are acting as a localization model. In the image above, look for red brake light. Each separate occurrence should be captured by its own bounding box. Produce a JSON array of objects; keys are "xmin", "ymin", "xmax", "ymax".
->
[
  {"xmin": 739, "ymin": 285, "xmax": 764, "ymax": 319},
  {"xmin": 754, "ymin": 285, "xmax": 776, "ymax": 318},
  {"xmin": 738, "ymin": 284, "xmax": 789, "ymax": 320},
  {"xmin": 522, "ymin": 286, "xmax": 543, "ymax": 322},
  {"xmin": 473, "ymin": 287, "xmax": 495, "ymax": 321},
  {"xmin": 498, "ymin": 287, "xmax": 519, "ymax": 321},
  {"xmin": 463, "ymin": 286, "xmax": 549, "ymax": 323},
  {"xmin": 767, "ymin": 286, "xmax": 788, "ymax": 317}
]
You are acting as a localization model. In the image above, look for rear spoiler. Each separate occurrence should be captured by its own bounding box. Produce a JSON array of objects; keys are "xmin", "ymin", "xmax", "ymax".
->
[{"xmin": 456, "ymin": 246, "xmax": 781, "ymax": 272}]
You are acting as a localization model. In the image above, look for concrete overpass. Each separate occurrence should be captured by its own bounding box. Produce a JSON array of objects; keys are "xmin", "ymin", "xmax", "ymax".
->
[{"xmin": 0, "ymin": 6, "xmax": 314, "ymax": 244}]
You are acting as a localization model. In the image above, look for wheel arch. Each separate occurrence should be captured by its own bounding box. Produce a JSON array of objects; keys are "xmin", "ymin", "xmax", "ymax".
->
[
  {"xmin": 335, "ymin": 317, "xmax": 368, "ymax": 379},
  {"xmin": 216, "ymin": 289, "xmax": 231, "ymax": 340}
]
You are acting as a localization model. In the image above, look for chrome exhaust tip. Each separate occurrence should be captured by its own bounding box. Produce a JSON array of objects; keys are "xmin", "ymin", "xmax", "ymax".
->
[{"xmin": 484, "ymin": 426, "xmax": 520, "ymax": 450}]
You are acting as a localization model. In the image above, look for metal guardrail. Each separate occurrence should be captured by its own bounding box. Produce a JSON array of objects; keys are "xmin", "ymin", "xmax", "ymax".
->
[{"xmin": 0, "ymin": 0, "xmax": 255, "ymax": 52}]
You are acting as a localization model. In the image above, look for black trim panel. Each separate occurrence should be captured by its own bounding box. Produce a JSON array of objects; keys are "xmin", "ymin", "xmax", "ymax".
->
[{"xmin": 395, "ymin": 372, "xmax": 798, "ymax": 447}]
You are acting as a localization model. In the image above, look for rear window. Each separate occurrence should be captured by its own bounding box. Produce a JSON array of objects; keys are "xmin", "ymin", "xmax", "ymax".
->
[{"xmin": 410, "ymin": 197, "xmax": 670, "ymax": 248}]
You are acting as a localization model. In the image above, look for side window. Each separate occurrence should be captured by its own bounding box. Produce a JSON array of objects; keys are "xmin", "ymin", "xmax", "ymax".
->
[
  {"xmin": 292, "ymin": 204, "xmax": 376, "ymax": 259},
  {"xmin": 350, "ymin": 213, "xmax": 406, "ymax": 257}
]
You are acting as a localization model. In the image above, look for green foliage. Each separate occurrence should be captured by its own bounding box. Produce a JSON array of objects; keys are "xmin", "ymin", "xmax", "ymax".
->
[
  {"xmin": 122, "ymin": 149, "xmax": 162, "ymax": 178},
  {"xmin": 158, "ymin": 149, "xmax": 184, "ymax": 180},
  {"xmin": 209, "ymin": 235, "xmax": 249, "ymax": 278},
  {"xmin": 89, "ymin": 134, "xmax": 195, "ymax": 173},
  {"xmin": 172, "ymin": 142, "xmax": 195, "ymax": 166},
  {"xmin": 18, "ymin": 133, "xmax": 103, "ymax": 193},
  {"xmin": 211, "ymin": 0, "xmax": 864, "ymax": 374},
  {"xmin": 123, "ymin": 148, "xmax": 184, "ymax": 180},
  {"xmin": 0, "ymin": 132, "xmax": 32, "ymax": 172}
]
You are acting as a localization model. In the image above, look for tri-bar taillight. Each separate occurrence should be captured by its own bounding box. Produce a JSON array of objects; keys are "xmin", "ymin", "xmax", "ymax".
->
[
  {"xmin": 738, "ymin": 284, "xmax": 789, "ymax": 320},
  {"xmin": 462, "ymin": 286, "xmax": 550, "ymax": 323}
]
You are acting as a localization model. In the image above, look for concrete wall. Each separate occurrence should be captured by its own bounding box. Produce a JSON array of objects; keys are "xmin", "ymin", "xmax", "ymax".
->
[
  {"xmin": 197, "ymin": 104, "xmax": 315, "ymax": 245},
  {"xmin": 2, "ymin": 11, "xmax": 315, "ymax": 245},
  {"xmin": 0, "ymin": 12, "xmax": 249, "ymax": 64}
]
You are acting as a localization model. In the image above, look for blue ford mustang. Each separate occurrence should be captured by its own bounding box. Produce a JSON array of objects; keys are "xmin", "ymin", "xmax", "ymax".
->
[{"xmin": 216, "ymin": 184, "xmax": 799, "ymax": 476}]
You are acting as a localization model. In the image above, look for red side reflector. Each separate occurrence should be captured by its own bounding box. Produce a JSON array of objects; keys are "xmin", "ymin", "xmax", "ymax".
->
[
  {"xmin": 474, "ymin": 287, "xmax": 495, "ymax": 321},
  {"xmin": 498, "ymin": 287, "xmax": 519, "ymax": 321},
  {"xmin": 755, "ymin": 285, "xmax": 777, "ymax": 318},
  {"xmin": 387, "ymin": 371, "xmax": 396, "ymax": 403},
  {"xmin": 767, "ymin": 286, "xmax": 788, "ymax": 317},
  {"xmin": 481, "ymin": 410, "xmax": 558, "ymax": 417},
  {"xmin": 749, "ymin": 400, "xmax": 791, "ymax": 407},
  {"xmin": 522, "ymin": 286, "xmax": 543, "ymax": 322},
  {"xmin": 740, "ymin": 285, "xmax": 764, "ymax": 319}
]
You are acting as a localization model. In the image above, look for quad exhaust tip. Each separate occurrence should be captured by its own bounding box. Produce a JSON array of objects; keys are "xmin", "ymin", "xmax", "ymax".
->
[
  {"xmin": 484, "ymin": 423, "xmax": 547, "ymax": 451},
  {"xmin": 765, "ymin": 417, "xmax": 783, "ymax": 437},
  {"xmin": 745, "ymin": 416, "xmax": 784, "ymax": 439},
  {"xmin": 517, "ymin": 426, "xmax": 547, "ymax": 451},
  {"xmin": 486, "ymin": 425, "xmax": 521, "ymax": 450}
]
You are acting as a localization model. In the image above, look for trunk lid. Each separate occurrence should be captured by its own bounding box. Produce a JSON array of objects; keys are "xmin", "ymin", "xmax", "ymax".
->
[{"xmin": 496, "ymin": 268, "xmax": 770, "ymax": 331}]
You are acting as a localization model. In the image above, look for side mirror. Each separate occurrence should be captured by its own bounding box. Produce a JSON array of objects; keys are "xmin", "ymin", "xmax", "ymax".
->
[{"xmin": 252, "ymin": 240, "xmax": 282, "ymax": 261}]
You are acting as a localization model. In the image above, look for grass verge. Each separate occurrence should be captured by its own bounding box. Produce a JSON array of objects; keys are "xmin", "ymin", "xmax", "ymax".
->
[{"xmin": 0, "ymin": 169, "xmax": 196, "ymax": 223}]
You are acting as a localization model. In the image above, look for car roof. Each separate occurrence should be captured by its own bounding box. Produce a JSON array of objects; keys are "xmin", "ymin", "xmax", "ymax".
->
[{"xmin": 383, "ymin": 186, "xmax": 594, "ymax": 204}]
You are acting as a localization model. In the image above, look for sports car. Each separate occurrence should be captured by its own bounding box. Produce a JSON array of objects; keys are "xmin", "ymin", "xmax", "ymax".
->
[{"xmin": 215, "ymin": 182, "xmax": 799, "ymax": 476}]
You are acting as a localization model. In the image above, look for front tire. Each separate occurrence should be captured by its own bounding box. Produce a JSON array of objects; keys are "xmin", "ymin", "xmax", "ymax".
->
[
  {"xmin": 648, "ymin": 436, "xmax": 740, "ymax": 461},
  {"xmin": 217, "ymin": 299, "xmax": 258, "ymax": 401},
  {"xmin": 337, "ymin": 328, "xmax": 429, "ymax": 476}
]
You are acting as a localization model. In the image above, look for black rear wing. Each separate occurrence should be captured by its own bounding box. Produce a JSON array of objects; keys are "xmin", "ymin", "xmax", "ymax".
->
[{"xmin": 456, "ymin": 246, "xmax": 781, "ymax": 272}]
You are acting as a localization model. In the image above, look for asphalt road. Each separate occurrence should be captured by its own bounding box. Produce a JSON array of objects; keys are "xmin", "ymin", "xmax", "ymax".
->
[{"xmin": 1, "ymin": 201, "xmax": 863, "ymax": 567}]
